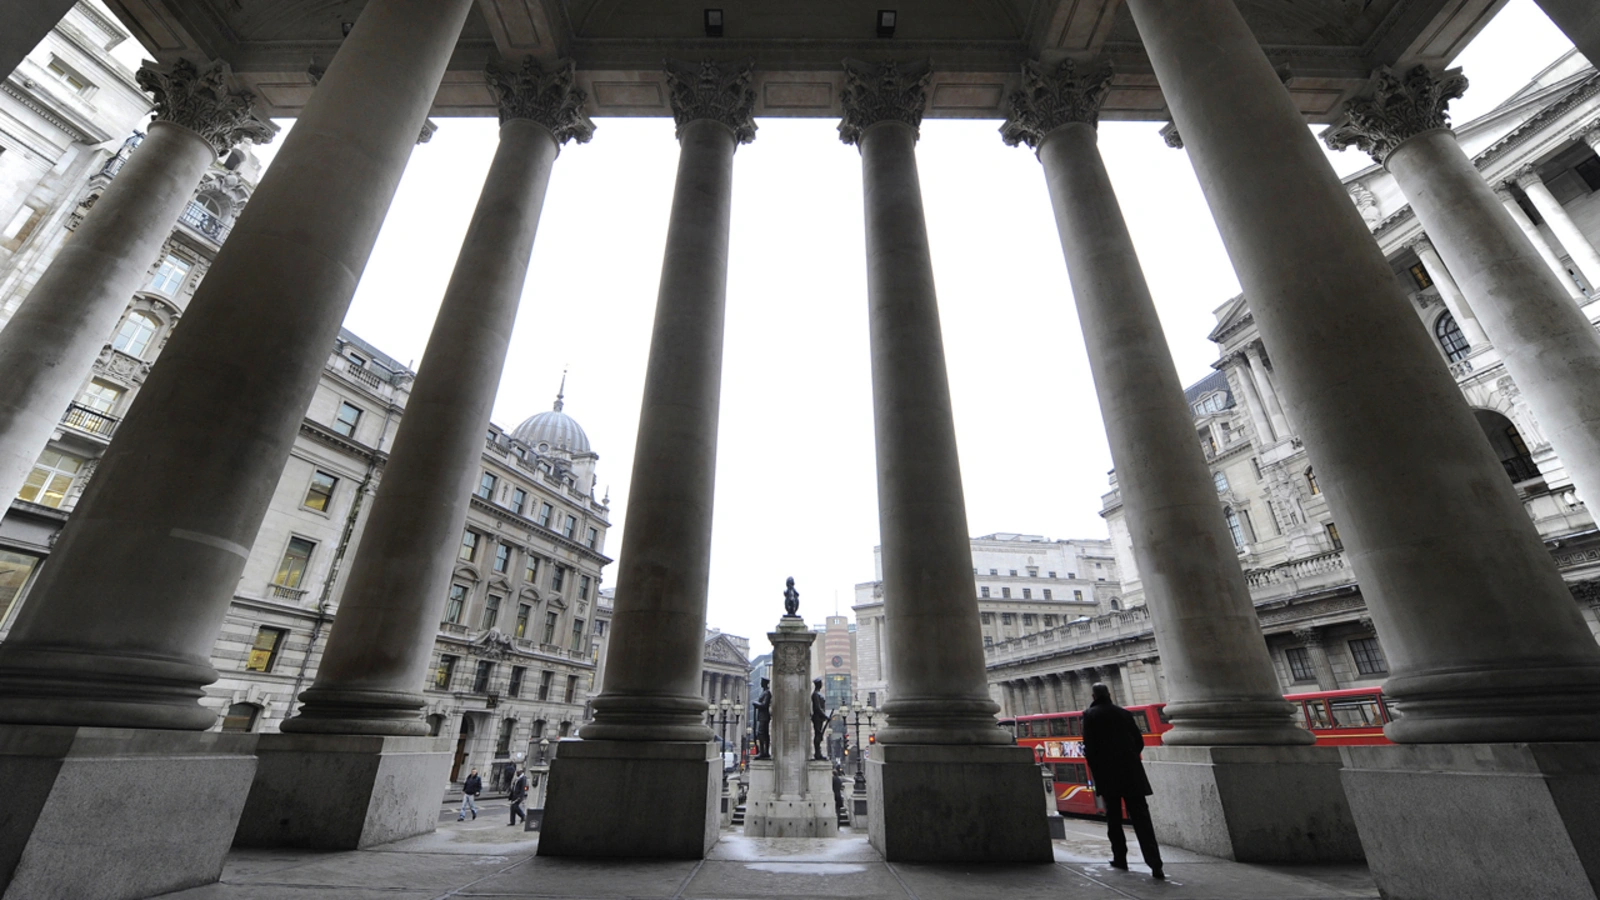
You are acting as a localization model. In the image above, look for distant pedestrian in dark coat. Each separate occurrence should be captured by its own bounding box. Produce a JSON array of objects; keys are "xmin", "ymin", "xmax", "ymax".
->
[
  {"xmin": 458, "ymin": 769, "xmax": 482, "ymax": 822},
  {"xmin": 1081, "ymin": 683, "xmax": 1163, "ymax": 879},
  {"xmin": 507, "ymin": 770, "xmax": 529, "ymax": 826}
]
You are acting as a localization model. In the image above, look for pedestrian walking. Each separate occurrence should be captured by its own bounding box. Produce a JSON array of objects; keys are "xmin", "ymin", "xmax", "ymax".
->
[
  {"xmin": 1081, "ymin": 682, "xmax": 1163, "ymax": 879},
  {"xmin": 831, "ymin": 765, "xmax": 845, "ymax": 816},
  {"xmin": 458, "ymin": 768, "xmax": 482, "ymax": 821},
  {"xmin": 507, "ymin": 769, "xmax": 529, "ymax": 826}
]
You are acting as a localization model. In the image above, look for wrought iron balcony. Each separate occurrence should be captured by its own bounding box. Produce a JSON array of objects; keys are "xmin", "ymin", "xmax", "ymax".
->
[
  {"xmin": 268, "ymin": 583, "xmax": 308, "ymax": 601},
  {"xmin": 1502, "ymin": 454, "xmax": 1542, "ymax": 484},
  {"xmin": 177, "ymin": 201, "xmax": 232, "ymax": 243},
  {"xmin": 61, "ymin": 403, "xmax": 119, "ymax": 438}
]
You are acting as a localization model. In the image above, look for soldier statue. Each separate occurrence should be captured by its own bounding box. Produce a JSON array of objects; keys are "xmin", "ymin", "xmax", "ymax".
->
[
  {"xmin": 811, "ymin": 677, "xmax": 830, "ymax": 760},
  {"xmin": 752, "ymin": 677, "xmax": 773, "ymax": 759},
  {"xmin": 784, "ymin": 576, "xmax": 800, "ymax": 617}
]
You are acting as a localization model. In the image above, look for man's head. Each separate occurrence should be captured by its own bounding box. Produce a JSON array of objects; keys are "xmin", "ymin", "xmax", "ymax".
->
[
  {"xmin": 813, "ymin": 677, "xmax": 823, "ymax": 688},
  {"xmin": 761, "ymin": 677, "xmax": 770, "ymax": 688},
  {"xmin": 1091, "ymin": 682, "xmax": 1112, "ymax": 704},
  {"xmin": 470, "ymin": 768, "xmax": 478, "ymax": 774}
]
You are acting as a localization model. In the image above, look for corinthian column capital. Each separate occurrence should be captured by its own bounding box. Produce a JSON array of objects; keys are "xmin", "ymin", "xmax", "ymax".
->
[
  {"xmin": 664, "ymin": 59, "xmax": 757, "ymax": 144},
  {"xmin": 135, "ymin": 59, "xmax": 276, "ymax": 157},
  {"xmin": 1322, "ymin": 65, "xmax": 1467, "ymax": 164},
  {"xmin": 999, "ymin": 59, "xmax": 1114, "ymax": 149},
  {"xmin": 485, "ymin": 58, "xmax": 595, "ymax": 145},
  {"xmin": 1512, "ymin": 164, "xmax": 1545, "ymax": 189},
  {"xmin": 838, "ymin": 59, "xmax": 931, "ymax": 145}
]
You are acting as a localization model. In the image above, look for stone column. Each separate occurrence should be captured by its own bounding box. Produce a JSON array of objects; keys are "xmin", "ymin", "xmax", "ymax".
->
[
  {"xmin": 1244, "ymin": 343, "xmax": 1293, "ymax": 439},
  {"xmin": 1002, "ymin": 58, "xmax": 1306, "ymax": 747},
  {"xmin": 540, "ymin": 60, "xmax": 754, "ymax": 861},
  {"xmin": 1231, "ymin": 358, "xmax": 1278, "ymax": 444},
  {"xmin": 0, "ymin": 0, "xmax": 78, "ymax": 86},
  {"xmin": 1326, "ymin": 65, "xmax": 1600, "ymax": 513},
  {"xmin": 1515, "ymin": 166, "xmax": 1600, "ymax": 292},
  {"xmin": 1046, "ymin": 674, "xmax": 1065, "ymax": 712},
  {"xmin": 1131, "ymin": 0, "xmax": 1600, "ymax": 746},
  {"xmin": 1293, "ymin": 628, "xmax": 1341, "ymax": 691},
  {"xmin": 1495, "ymin": 185, "xmax": 1583, "ymax": 298},
  {"xmin": 0, "ymin": 0, "xmax": 476, "ymax": 731},
  {"xmin": 1410, "ymin": 235, "xmax": 1488, "ymax": 346},
  {"xmin": 843, "ymin": 59, "xmax": 1048, "ymax": 863},
  {"xmin": 0, "ymin": 60, "xmax": 272, "ymax": 510},
  {"xmin": 1532, "ymin": 0, "xmax": 1599, "ymax": 69},
  {"xmin": 233, "ymin": 63, "xmax": 593, "ymax": 850}
]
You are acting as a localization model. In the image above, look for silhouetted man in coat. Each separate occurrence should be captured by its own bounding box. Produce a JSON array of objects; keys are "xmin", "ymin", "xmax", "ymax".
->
[{"xmin": 1081, "ymin": 682, "xmax": 1163, "ymax": 879}]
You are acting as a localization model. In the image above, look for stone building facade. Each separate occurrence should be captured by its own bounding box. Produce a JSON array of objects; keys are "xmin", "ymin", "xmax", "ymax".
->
[{"xmin": 988, "ymin": 50, "xmax": 1600, "ymax": 718}]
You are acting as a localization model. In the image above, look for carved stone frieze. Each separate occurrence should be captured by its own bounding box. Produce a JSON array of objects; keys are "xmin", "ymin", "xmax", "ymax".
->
[
  {"xmin": 838, "ymin": 59, "xmax": 931, "ymax": 146},
  {"xmin": 136, "ymin": 59, "xmax": 277, "ymax": 157},
  {"xmin": 1323, "ymin": 65, "xmax": 1467, "ymax": 164},
  {"xmin": 999, "ymin": 59, "xmax": 1114, "ymax": 149},
  {"xmin": 1159, "ymin": 121, "xmax": 1183, "ymax": 149},
  {"xmin": 468, "ymin": 629, "xmax": 516, "ymax": 660},
  {"xmin": 484, "ymin": 58, "xmax": 596, "ymax": 145},
  {"xmin": 663, "ymin": 59, "xmax": 756, "ymax": 145}
]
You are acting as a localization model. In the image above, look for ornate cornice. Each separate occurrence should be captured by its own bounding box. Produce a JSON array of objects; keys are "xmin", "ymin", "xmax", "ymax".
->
[
  {"xmin": 838, "ymin": 59, "xmax": 931, "ymax": 146},
  {"xmin": 999, "ymin": 59, "xmax": 1113, "ymax": 149},
  {"xmin": 663, "ymin": 59, "xmax": 756, "ymax": 144},
  {"xmin": 136, "ymin": 59, "xmax": 276, "ymax": 157},
  {"xmin": 1323, "ymin": 65, "xmax": 1467, "ymax": 164},
  {"xmin": 484, "ymin": 58, "xmax": 596, "ymax": 146}
]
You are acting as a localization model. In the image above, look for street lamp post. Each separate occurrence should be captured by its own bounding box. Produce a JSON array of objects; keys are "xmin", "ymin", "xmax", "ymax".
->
[{"xmin": 848, "ymin": 703, "xmax": 875, "ymax": 792}]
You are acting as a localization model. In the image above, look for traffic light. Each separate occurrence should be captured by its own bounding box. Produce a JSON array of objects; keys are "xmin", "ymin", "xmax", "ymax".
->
[{"xmin": 867, "ymin": 734, "xmax": 876, "ymax": 744}]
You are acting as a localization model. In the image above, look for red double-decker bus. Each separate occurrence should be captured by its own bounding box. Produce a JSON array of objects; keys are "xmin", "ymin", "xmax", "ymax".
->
[{"xmin": 1003, "ymin": 688, "xmax": 1391, "ymax": 817}]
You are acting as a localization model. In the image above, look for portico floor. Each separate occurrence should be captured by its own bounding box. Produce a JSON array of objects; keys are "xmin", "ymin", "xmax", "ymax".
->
[{"xmin": 153, "ymin": 813, "xmax": 1377, "ymax": 899}]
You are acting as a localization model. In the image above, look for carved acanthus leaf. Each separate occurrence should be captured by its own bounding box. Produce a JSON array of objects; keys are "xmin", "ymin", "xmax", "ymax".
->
[
  {"xmin": 136, "ymin": 59, "xmax": 276, "ymax": 157},
  {"xmin": 838, "ymin": 59, "xmax": 931, "ymax": 146},
  {"xmin": 1000, "ymin": 59, "xmax": 1113, "ymax": 149},
  {"xmin": 663, "ymin": 59, "xmax": 757, "ymax": 145},
  {"xmin": 1322, "ymin": 65, "xmax": 1467, "ymax": 164},
  {"xmin": 485, "ymin": 58, "xmax": 596, "ymax": 145}
]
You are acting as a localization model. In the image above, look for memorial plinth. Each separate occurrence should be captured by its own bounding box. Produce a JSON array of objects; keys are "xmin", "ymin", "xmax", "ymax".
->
[{"xmin": 743, "ymin": 615, "xmax": 838, "ymax": 837}]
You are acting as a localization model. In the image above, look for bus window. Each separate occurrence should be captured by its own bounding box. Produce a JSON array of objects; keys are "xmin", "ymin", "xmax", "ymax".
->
[
  {"xmin": 1156, "ymin": 706, "xmax": 1171, "ymax": 725},
  {"xmin": 1049, "ymin": 717, "xmax": 1072, "ymax": 737},
  {"xmin": 1304, "ymin": 700, "xmax": 1333, "ymax": 729},
  {"xmin": 1329, "ymin": 697, "xmax": 1384, "ymax": 728},
  {"xmin": 1055, "ymin": 762, "xmax": 1089, "ymax": 785},
  {"xmin": 1065, "ymin": 715, "xmax": 1084, "ymax": 737},
  {"xmin": 1131, "ymin": 711, "xmax": 1151, "ymax": 733}
]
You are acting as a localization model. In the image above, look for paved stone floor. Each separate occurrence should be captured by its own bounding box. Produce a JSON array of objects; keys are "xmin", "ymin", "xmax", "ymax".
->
[{"xmin": 153, "ymin": 812, "xmax": 1378, "ymax": 899}]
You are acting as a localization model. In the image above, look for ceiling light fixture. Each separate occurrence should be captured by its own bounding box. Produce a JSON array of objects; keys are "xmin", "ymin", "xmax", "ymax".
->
[
  {"xmin": 704, "ymin": 9, "xmax": 724, "ymax": 38},
  {"xmin": 877, "ymin": 10, "xmax": 896, "ymax": 38}
]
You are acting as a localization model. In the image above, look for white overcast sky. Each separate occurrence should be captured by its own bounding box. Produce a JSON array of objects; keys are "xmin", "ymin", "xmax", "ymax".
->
[{"xmin": 235, "ymin": 2, "xmax": 1574, "ymax": 656}]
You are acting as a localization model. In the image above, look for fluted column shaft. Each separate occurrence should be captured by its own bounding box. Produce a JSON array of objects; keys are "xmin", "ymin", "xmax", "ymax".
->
[
  {"xmin": 287, "ymin": 67, "xmax": 589, "ymax": 733},
  {"xmin": 1517, "ymin": 169, "xmax": 1600, "ymax": 292},
  {"xmin": 1129, "ymin": 0, "xmax": 1600, "ymax": 742},
  {"xmin": 0, "ymin": 0, "xmax": 475, "ymax": 729},
  {"xmin": 845, "ymin": 62, "xmax": 1008, "ymax": 747},
  {"xmin": 1022, "ymin": 101, "xmax": 1305, "ymax": 744},
  {"xmin": 0, "ymin": 61, "xmax": 272, "ymax": 510},
  {"xmin": 1497, "ymin": 186, "xmax": 1583, "ymax": 298},
  {"xmin": 582, "ymin": 62, "xmax": 754, "ymax": 743},
  {"xmin": 1411, "ymin": 236, "xmax": 1488, "ymax": 346}
]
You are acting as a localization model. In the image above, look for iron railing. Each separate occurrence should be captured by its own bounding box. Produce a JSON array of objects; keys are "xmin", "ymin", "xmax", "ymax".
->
[
  {"xmin": 61, "ymin": 403, "xmax": 119, "ymax": 437},
  {"xmin": 1503, "ymin": 454, "xmax": 1541, "ymax": 484},
  {"xmin": 177, "ymin": 201, "xmax": 231, "ymax": 242}
]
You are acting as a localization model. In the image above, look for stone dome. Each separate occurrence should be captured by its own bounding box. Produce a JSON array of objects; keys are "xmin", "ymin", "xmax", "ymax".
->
[{"xmin": 511, "ymin": 379, "xmax": 591, "ymax": 454}]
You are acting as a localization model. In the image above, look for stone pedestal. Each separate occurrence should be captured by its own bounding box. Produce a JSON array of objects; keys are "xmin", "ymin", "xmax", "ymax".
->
[
  {"xmin": 743, "ymin": 760, "xmax": 839, "ymax": 837},
  {"xmin": 1341, "ymin": 743, "xmax": 1600, "ymax": 900},
  {"xmin": 866, "ymin": 744, "xmax": 1052, "ymax": 863},
  {"xmin": 1143, "ymin": 745, "xmax": 1362, "ymax": 863},
  {"xmin": 744, "ymin": 616, "xmax": 838, "ymax": 837},
  {"xmin": 232, "ymin": 733, "xmax": 451, "ymax": 849},
  {"xmin": 536, "ymin": 739, "xmax": 719, "ymax": 858},
  {"xmin": 0, "ymin": 725, "xmax": 257, "ymax": 900}
]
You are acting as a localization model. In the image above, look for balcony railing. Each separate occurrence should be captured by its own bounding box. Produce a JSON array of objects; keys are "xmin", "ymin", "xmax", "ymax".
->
[
  {"xmin": 346, "ymin": 361, "xmax": 384, "ymax": 389},
  {"xmin": 177, "ymin": 201, "xmax": 232, "ymax": 243},
  {"xmin": 1503, "ymin": 454, "xmax": 1542, "ymax": 484},
  {"xmin": 268, "ymin": 583, "xmax": 308, "ymax": 601},
  {"xmin": 61, "ymin": 403, "xmax": 119, "ymax": 438}
]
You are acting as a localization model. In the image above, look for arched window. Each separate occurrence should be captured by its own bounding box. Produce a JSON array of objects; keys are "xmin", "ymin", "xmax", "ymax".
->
[
  {"xmin": 112, "ymin": 311, "xmax": 158, "ymax": 358},
  {"xmin": 1305, "ymin": 467, "xmax": 1320, "ymax": 495},
  {"xmin": 1213, "ymin": 471, "xmax": 1229, "ymax": 492},
  {"xmin": 197, "ymin": 194, "xmax": 225, "ymax": 216},
  {"xmin": 1223, "ymin": 508, "xmax": 1245, "ymax": 549},
  {"xmin": 1435, "ymin": 312, "xmax": 1470, "ymax": 363},
  {"xmin": 220, "ymin": 702, "xmax": 259, "ymax": 733},
  {"xmin": 1110, "ymin": 597, "xmax": 1122, "ymax": 611}
]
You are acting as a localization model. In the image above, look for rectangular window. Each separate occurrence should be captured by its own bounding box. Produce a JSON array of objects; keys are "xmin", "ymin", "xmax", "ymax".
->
[
  {"xmin": 578, "ymin": 575, "xmax": 591, "ymax": 600},
  {"xmin": 1022, "ymin": 589, "xmax": 1032, "ymax": 599},
  {"xmin": 483, "ymin": 594, "xmax": 502, "ymax": 630},
  {"xmin": 551, "ymin": 567, "xmax": 565, "ymax": 592},
  {"xmin": 1043, "ymin": 615, "xmax": 1056, "ymax": 627},
  {"xmin": 508, "ymin": 666, "xmax": 526, "ymax": 697},
  {"xmin": 980, "ymin": 586, "xmax": 990, "ymax": 597},
  {"xmin": 77, "ymin": 380, "xmax": 122, "ymax": 415},
  {"xmin": 563, "ymin": 515, "xmax": 577, "ymax": 538},
  {"xmin": 1285, "ymin": 647, "xmax": 1316, "ymax": 682},
  {"xmin": 46, "ymin": 55, "xmax": 92, "ymax": 93},
  {"xmin": 1022, "ymin": 613, "xmax": 1035, "ymax": 626},
  {"xmin": 515, "ymin": 603, "xmax": 531, "ymax": 638},
  {"xmin": 1001, "ymin": 587, "xmax": 1011, "ymax": 598},
  {"xmin": 1043, "ymin": 589, "xmax": 1052, "ymax": 600},
  {"xmin": 435, "ymin": 655, "xmax": 457, "ymax": 690},
  {"xmin": 273, "ymin": 537, "xmax": 315, "ymax": 589},
  {"xmin": 1408, "ymin": 262, "xmax": 1433, "ymax": 291},
  {"xmin": 571, "ymin": 618, "xmax": 586, "ymax": 651},
  {"xmin": 524, "ymin": 557, "xmax": 539, "ymax": 584},
  {"xmin": 980, "ymin": 612, "xmax": 993, "ymax": 624},
  {"xmin": 586, "ymin": 526, "xmax": 599, "ymax": 548},
  {"xmin": 511, "ymin": 488, "xmax": 528, "ymax": 515},
  {"xmin": 245, "ymin": 626, "xmax": 287, "ymax": 672},
  {"xmin": 444, "ymin": 584, "xmax": 468, "ymax": 624},
  {"xmin": 537, "ymin": 503, "xmax": 553, "ymax": 527},
  {"xmin": 1349, "ymin": 637, "xmax": 1389, "ymax": 675},
  {"xmin": 1001, "ymin": 613, "xmax": 1014, "ymax": 625},
  {"xmin": 542, "ymin": 612, "xmax": 559, "ymax": 644},
  {"xmin": 538, "ymin": 670, "xmax": 554, "ymax": 700},
  {"xmin": 564, "ymin": 674, "xmax": 579, "ymax": 703},
  {"xmin": 303, "ymin": 470, "xmax": 338, "ymax": 512},
  {"xmin": 493, "ymin": 543, "xmax": 512, "ymax": 573},
  {"xmin": 1048, "ymin": 571, "xmax": 1056, "ymax": 578},
  {"xmin": 1009, "ymin": 569, "xmax": 1017, "ymax": 576},
  {"xmin": 459, "ymin": 530, "xmax": 479, "ymax": 562},
  {"xmin": 1325, "ymin": 522, "xmax": 1344, "ymax": 551},
  {"xmin": 147, "ymin": 255, "xmax": 191, "ymax": 295},
  {"xmin": 496, "ymin": 718, "xmax": 515, "ymax": 755},
  {"xmin": 332, "ymin": 401, "xmax": 362, "ymax": 438},
  {"xmin": 17, "ymin": 449, "xmax": 84, "ymax": 508},
  {"xmin": 0, "ymin": 550, "xmax": 42, "ymax": 626},
  {"xmin": 1073, "ymin": 590, "xmax": 1083, "ymax": 602},
  {"xmin": 473, "ymin": 660, "xmax": 493, "ymax": 693},
  {"xmin": 984, "ymin": 636, "xmax": 993, "ymax": 647},
  {"xmin": 476, "ymin": 472, "xmax": 497, "ymax": 500}
]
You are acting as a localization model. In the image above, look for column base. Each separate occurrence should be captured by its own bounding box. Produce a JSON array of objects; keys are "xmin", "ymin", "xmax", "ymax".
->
[
  {"xmin": 0, "ymin": 725, "xmax": 257, "ymax": 900},
  {"xmin": 866, "ymin": 744, "xmax": 1051, "ymax": 862},
  {"xmin": 1143, "ymin": 745, "xmax": 1362, "ymax": 862},
  {"xmin": 537, "ymin": 739, "xmax": 719, "ymax": 858},
  {"xmin": 1341, "ymin": 743, "xmax": 1600, "ymax": 900},
  {"xmin": 742, "ymin": 760, "xmax": 839, "ymax": 837},
  {"xmin": 232, "ymin": 733, "xmax": 452, "ymax": 850}
]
